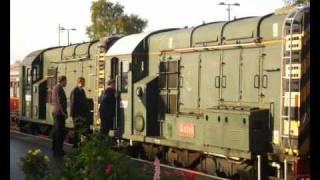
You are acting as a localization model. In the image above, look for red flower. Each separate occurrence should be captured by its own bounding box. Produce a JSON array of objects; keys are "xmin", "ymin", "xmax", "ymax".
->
[
  {"xmin": 105, "ymin": 164, "xmax": 113, "ymax": 176},
  {"xmin": 184, "ymin": 172, "xmax": 195, "ymax": 180}
]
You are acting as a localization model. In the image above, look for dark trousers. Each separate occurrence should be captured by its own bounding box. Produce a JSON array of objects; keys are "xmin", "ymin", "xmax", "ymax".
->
[
  {"xmin": 100, "ymin": 115, "xmax": 114, "ymax": 136},
  {"xmin": 72, "ymin": 116, "xmax": 89, "ymax": 147},
  {"xmin": 52, "ymin": 115, "xmax": 66, "ymax": 153}
]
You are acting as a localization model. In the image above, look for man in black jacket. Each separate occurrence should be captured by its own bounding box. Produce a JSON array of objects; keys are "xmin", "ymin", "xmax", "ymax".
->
[
  {"xmin": 99, "ymin": 79, "xmax": 116, "ymax": 135},
  {"xmin": 51, "ymin": 76, "xmax": 67, "ymax": 156},
  {"xmin": 70, "ymin": 77, "xmax": 90, "ymax": 148}
]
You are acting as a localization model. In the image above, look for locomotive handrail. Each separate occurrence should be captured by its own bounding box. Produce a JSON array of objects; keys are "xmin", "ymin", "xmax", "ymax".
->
[
  {"xmin": 49, "ymin": 56, "xmax": 88, "ymax": 64},
  {"xmin": 173, "ymin": 41, "xmax": 266, "ymax": 53},
  {"xmin": 190, "ymin": 21, "xmax": 225, "ymax": 47},
  {"xmin": 256, "ymin": 13, "xmax": 274, "ymax": 39}
]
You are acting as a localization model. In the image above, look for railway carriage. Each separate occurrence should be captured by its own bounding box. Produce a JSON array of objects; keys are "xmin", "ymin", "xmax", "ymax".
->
[{"xmin": 10, "ymin": 63, "xmax": 21, "ymax": 130}]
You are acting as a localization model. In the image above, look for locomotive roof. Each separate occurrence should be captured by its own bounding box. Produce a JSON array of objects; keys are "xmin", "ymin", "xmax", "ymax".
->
[
  {"xmin": 22, "ymin": 49, "xmax": 44, "ymax": 65},
  {"xmin": 106, "ymin": 31, "xmax": 153, "ymax": 57},
  {"xmin": 22, "ymin": 46, "xmax": 62, "ymax": 65},
  {"xmin": 148, "ymin": 5, "xmax": 309, "ymax": 51}
]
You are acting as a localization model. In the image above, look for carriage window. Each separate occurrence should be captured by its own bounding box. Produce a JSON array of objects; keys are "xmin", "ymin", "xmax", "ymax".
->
[
  {"xmin": 32, "ymin": 67, "xmax": 37, "ymax": 82},
  {"xmin": 111, "ymin": 58, "xmax": 119, "ymax": 80},
  {"xmin": 27, "ymin": 68, "xmax": 32, "ymax": 85},
  {"xmin": 120, "ymin": 61, "xmax": 129, "ymax": 93},
  {"xmin": 32, "ymin": 65, "xmax": 41, "ymax": 82}
]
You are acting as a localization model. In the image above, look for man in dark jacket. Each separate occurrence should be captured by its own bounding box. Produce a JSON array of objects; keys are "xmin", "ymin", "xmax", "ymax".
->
[
  {"xmin": 99, "ymin": 79, "xmax": 116, "ymax": 135},
  {"xmin": 70, "ymin": 77, "xmax": 90, "ymax": 148},
  {"xmin": 51, "ymin": 76, "xmax": 67, "ymax": 156}
]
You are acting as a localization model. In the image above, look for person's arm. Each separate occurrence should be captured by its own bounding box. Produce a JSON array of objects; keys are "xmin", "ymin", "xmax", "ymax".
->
[
  {"xmin": 70, "ymin": 89, "xmax": 75, "ymax": 118},
  {"xmin": 82, "ymin": 90, "xmax": 90, "ymax": 116},
  {"xmin": 98, "ymin": 90, "xmax": 105, "ymax": 104},
  {"xmin": 58, "ymin": 87, "xmax": 67, "ymax": 117},
  {"xmin": 53, "ymin": 86, "xmax": 64, "ymax": 116}
]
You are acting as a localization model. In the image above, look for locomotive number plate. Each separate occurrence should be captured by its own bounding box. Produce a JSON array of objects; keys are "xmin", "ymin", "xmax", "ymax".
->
[{"xmin": 178, "ymin": 123, "xmax": 195, "ymax": 138}]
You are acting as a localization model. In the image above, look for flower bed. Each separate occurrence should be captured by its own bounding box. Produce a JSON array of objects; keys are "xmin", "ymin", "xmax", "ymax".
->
[
  {"xmin": 20, "ymin": 149, "xmax": 50, "ymax": 180},
  {"xmin": 21, "ymin": 134, "xmax": 185, "ymax": 180}
]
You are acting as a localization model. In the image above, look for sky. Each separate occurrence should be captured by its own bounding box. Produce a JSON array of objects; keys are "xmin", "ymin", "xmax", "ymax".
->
[{"xmin": 10, "ymin": 0, "xmax": 285, "ymax": 64}]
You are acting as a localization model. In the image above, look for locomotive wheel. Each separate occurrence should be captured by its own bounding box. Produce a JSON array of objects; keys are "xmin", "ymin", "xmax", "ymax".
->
[
  {"xmin": 237, "ymin": 165, "xmax": 254, "ymax": 180},
  {"xmin": 197, "ymin": 157, "xmax": 217, "ymax": 176}
]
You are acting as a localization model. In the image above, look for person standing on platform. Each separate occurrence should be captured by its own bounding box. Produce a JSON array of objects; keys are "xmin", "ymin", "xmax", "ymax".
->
[
  {"xmin": 70, "ymin": 77, "xmax": 90, "ymax": 148},
  {"xmin": 99, "ymin": 79, "xmax": 116, "ymax": 136},
  {"xmin": 51, "ymin": 76, "xmax": 68, "ymax": 156}
]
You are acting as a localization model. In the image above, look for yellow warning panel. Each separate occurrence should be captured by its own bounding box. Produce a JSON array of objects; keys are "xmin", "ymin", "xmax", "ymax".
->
[
  {"xmin": 284, "ymin": 92, "xmax": 300, "ymax": 107},
  {"xmin": 283, "ymin": 120, "xmax": 300, "ymax": 136},
  {"xmin": 285, "ymin": 148, "xmax": 299, "ymax": 156}
]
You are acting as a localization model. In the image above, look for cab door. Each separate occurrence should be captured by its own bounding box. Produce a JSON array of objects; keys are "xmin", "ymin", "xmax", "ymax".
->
[{"xmin": 112, "ymin": 57, "xmax": 132, "ymax": 136}]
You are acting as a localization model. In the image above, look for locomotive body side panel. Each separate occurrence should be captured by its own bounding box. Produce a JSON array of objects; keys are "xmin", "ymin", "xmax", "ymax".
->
[{"xmin": 199, "ymin": 51, "xmax": 220, "ymax": 108}]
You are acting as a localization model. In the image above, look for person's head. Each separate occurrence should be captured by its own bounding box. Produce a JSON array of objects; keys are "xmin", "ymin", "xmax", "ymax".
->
[
  {"xmin": 58, "ymin": 76, "xmax": 67, "ymax": 87},
  {"xmin": 77, "ymin": 77, "xmax": 85, "ymax": 88},
  {"xmin": 107, "ymin": 79, "xmax": 116, "ymax": 89}
]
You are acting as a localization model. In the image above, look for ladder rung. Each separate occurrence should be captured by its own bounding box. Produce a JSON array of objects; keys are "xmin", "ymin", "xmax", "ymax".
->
[
  {"xmin": 285, "ymin": 18, "xmax": 294, "ymax": 21},
  {"xmin": 281, "ymin": 115, "xmax": 289, "ymax": 118},
  {"xmin": 282, "ymin": 56, "xmax": 291, "ymax": 59},
  {"xmin": 282, "ymin": 76, "xmax": 295, "ymax": 79},
  {"xmin": 280, "ymin": 135, "xmax": 289, "ymax": 138}
]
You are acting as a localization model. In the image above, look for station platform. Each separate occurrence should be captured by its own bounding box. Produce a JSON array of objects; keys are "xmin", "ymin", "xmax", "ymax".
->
[{"xmin": 10, "ymin": 131, "xmax": 74, "ymax": 180}]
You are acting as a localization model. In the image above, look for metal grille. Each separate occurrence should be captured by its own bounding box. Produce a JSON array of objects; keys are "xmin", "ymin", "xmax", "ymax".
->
[
  {"xmin": 159, "ymin": 74, "xmax": 167, "ymax": 89},
  {"xmin": 168, "ymin": 94, "xmax": 177, "ymax": 114},
  {"xmin": 158, "ymin": 59, "xmax": 180, "ymax": 115},
  {"xmin": 168, "ymin": 61, "xmax": 178, "ymax": 73},
  {"xmin": 46, "ymin": 68, "xmax": 57, "ymax": 103},
  {"xmin": 168, "ymin": 74, "xmax": 178, "ymax": 88},
  {"xmin": 160, "ymin": 62, "xmax": 167, "ymax": 72}
]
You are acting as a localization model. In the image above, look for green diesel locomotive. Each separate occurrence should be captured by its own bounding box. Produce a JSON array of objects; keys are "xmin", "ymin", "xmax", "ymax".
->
[{"xmin": 16, "ymin": 5, "xmax": 309, "ymax": 179}]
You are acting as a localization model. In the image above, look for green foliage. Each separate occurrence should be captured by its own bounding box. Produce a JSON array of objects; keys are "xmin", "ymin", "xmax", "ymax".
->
[
  {"xmin": 56, "ymin": 134, "xmax": 155, "ymax": 180},
  {"xmin": 293, "ymin": 0, "xmax": 310, "ymax": 5},
  {"xmin": 20, "ymin": 135, "xmax": 189, "ymax": 180},
  {"xmin": 86, "ymin": 0, "xmax": 148, "ymax": 40},
  {"xmin": 20, "ymin": 149, "xmax": 50, "ymax": 180},
  {"xmin": 284, "ymin": 0, "xmax": 309, "ymax": 5}
]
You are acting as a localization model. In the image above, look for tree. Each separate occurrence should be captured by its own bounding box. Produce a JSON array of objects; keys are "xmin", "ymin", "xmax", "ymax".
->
[
  {"xmin": 86, "ymin": 0, "xmax": 148, "ymax": 40},
  {"xmin": 283, "ymin": 0, "xmax": 310, "ymax": 5},
  {"xmin": 293, "ymin": 0, "xmax": 310, "ymax": 5}
]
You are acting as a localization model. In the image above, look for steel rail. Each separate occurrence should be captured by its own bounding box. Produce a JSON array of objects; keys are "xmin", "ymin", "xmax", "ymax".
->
[{"xmin": 130, "ymin": 157, "xmax": 231, "ymax": 180}]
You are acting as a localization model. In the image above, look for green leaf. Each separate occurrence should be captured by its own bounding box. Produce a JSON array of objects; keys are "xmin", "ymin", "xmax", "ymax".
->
[{"xmin": 86, "ymin": 0, "xmax": 147, "ymax": 40}]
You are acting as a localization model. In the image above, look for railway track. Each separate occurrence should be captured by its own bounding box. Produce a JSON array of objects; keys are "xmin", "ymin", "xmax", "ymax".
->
[{"xmin": 130, "ymin": 157, "xmax": 231, "ymax": 180}]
